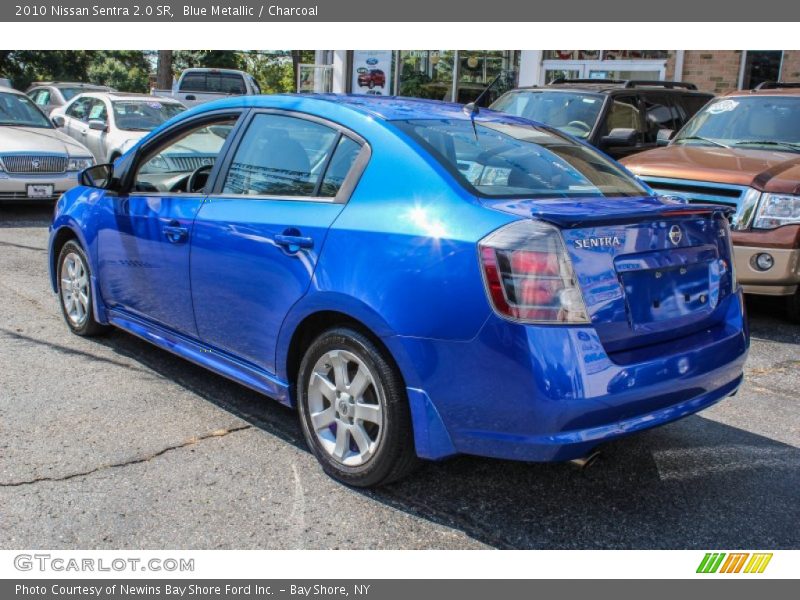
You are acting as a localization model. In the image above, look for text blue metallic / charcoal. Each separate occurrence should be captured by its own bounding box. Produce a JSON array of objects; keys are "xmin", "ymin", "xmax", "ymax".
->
[{"xmin": 48, "ymin": 94, "xmax": 749, "ymax": 478}]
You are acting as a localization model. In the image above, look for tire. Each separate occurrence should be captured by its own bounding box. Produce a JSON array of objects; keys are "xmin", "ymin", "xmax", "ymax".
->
[
  {"xmin": 57, "ymin": 240, "xmax": 108, "ymax": 336},
  {"xmin": 297, "ymin": 327, "xmax": 419, "ymax": 487},
  {"xmin": 787, "ymin": 290, "xmax": 800, "ymax": 323}
]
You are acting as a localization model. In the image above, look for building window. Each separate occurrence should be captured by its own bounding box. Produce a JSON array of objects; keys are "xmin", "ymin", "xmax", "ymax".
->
[{"xmin": 741, "ymin": 51, "xmax": 784, "ymax": 89}]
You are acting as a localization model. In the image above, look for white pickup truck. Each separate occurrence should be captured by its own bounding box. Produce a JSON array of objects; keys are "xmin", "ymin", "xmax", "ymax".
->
[{"xmin": 152, "ymin": 68, "xmax": 261, "ymax": 108}]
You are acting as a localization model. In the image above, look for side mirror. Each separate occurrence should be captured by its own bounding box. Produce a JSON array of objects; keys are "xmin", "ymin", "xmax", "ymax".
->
[
  {"xmin": 601, "ymin": 128, "xmax": 638, "ymax": 148},
  {"xmin": 51, "ymin": 115, "xmax": 65, "ymax": 128},
  {"xmin": 88, "ymin": 119, "xmax": 107, "ymax": 132},
  {"xmin": 657, "ymin": 129, "xmax": 675, "ymax": 146},
  {"xmin": 79, "ymin": 163, "xmax": 114, "ymax": 189}
]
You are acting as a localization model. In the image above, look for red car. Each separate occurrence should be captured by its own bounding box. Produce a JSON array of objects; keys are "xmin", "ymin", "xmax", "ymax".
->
[{"xmin": 357, "ymin": 69, "xmax": 386, "ymax": 89}]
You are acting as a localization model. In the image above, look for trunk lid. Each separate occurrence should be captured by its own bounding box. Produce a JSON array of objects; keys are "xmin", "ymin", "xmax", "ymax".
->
[{"xmin": 484, "ymin": 196, "xmax": 737, "ymax": 354}]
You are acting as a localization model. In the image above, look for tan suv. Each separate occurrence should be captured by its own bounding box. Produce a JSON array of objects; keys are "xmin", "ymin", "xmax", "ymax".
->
[{"xmin": 622, "ymin": 82, "xmax": 800, "ymax": 321}]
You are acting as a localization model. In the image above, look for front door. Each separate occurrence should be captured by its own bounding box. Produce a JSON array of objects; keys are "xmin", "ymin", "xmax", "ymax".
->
[
  {"xmin": 191, "ymin": 111, "xmax": 366, "ymax": 374},
  {"xmin": 96, "ymin": 114, "xmax": 240, "ymax": 336}
]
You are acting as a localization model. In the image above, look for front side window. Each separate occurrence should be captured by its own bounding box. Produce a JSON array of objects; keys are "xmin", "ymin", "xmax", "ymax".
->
[
  {"xmin": 66, "ymin": 97, "xmax": 91, "ymax": 121},
  {"xmin": 674, "ymin": 96, "xmax": 800, "ymax": 152},
  {"xmin": 394, "ymin": 118, "xmax": 648, "ymax": 199},
  {"xmin": 603, "ymin": 95, "xmax": 644, "ymax": 137},
  {"xmin": 222, "ymin": 113, "xmax": 342, "ymax": 197},
  {"xmin": 87, "ymin": 98, "xmax": 108, "ymax": 122},
  {"xmin": 0, "ymin": 92, "xmax": 52, "ymax": 128},
  {"xmin": 133, "ymin": 118, "xmax": 236, "ymax": 194},
  {"xmin": 491, "ymin": 91, "xmax": 604, "ymax": 139},
  {"xmin": 112, "ymin": 100, "xmax": 185, "ymax": 132}
]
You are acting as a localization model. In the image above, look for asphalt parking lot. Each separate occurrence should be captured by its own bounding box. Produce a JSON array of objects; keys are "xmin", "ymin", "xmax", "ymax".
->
[{"xmin": 0, "ymin": 204, "xmax": 798, "ymax": 550}]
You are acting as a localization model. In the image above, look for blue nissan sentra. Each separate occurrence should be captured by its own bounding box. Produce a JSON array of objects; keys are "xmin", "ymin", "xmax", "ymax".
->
[{"xmin": 48, "ymin": 94, "xmax": 749, "ymax": 486}]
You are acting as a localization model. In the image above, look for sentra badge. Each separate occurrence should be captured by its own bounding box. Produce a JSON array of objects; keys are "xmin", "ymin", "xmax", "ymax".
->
[{"xmin": 574, "ymin": 236, "xmax": 622, "ymax": 249}]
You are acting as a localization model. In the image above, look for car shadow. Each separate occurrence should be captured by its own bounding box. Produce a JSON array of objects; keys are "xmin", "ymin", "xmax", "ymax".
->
[
  {"xmin": 94, "ymin": 325, "xmax": 800, "ymax": 550},
  {"xmin": 745, "ymin": 294, "xmax": 800, "ymax": 344},
  {"xmin": 0, "ymin": 203, "xmax": 54, "ymax": 228}
]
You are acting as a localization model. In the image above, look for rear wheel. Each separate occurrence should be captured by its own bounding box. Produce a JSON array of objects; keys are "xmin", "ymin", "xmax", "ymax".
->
[
  {"xmin": 57, "ymin": 240, "xmax": 108, "ymax": 336},
  {"xmin": 297, "ymin": 327, "xmax": 419, "ymax": 487}
]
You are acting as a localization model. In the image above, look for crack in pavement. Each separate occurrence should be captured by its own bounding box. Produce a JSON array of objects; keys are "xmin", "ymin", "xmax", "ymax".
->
[
  {"xmin": 0, "ymin": 425, "xmax": 253, "ymax": 488},
  {"xmin": 0, "ymin": 240, "xmax": 47, "ymax": 252}
]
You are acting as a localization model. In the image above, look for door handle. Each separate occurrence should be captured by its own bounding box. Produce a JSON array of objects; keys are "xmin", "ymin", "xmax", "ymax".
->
[
  {"xmin": 163, "ymin": 221, "xmax": 188, "ymax": 243},
  {"xmin": 275, "ymin": 233, "xmax": 314, "ymax": 251},
  {"xmin": 185, "ymin": 94, "xmax": 196, "ymax": 101}
]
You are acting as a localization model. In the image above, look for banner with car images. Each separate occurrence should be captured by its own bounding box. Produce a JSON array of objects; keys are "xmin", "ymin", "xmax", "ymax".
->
[{"xmin": 351, "ymin": 51, "xmax": 392, "ymax": 96}]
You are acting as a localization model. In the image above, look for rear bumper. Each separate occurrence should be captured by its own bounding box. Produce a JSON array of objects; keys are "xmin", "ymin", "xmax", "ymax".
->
[
  {"xmin": 735, "ymin": 245, "xmax": 800, "ymax": 296},
  {"xmin": 390, "ymin": 291, "xmax": 749, "ymax": 462}
]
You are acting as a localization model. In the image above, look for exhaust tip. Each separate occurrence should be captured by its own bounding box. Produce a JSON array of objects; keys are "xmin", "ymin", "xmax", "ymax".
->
[{"xmin": 568, "ymin": 450, "xmax": 602, "ymax": 470}]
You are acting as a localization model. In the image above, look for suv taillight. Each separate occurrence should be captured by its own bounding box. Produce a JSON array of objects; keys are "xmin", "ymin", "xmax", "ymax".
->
[{"xmin": 479, "ymin": 220, "xmax": 589, "ymax": 324}]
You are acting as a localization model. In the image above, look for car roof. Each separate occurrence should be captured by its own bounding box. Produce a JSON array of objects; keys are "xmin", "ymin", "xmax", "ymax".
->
[
  {"xmin": 73, "ymin": 91, "xmax": 184, "ymax": 104},
  {"xmin": 0, "ymin": 86, "xmax": 25, "ymax": 96},
  {"xmin": 281, "ymin": 94, "xmax": 523, "ymax": 122},
  {"xmin": 724, "ymin": 86, "xmax": 800, "ymax": 98},
  {"xmin": 509, "ymin": 81, "xmax": 710, "ymax": 95},
  {"xmin": 28, "ymin": 81, "xmax": 112, "ymax": 89}
]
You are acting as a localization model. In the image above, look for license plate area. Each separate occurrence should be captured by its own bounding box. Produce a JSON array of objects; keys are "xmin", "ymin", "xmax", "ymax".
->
[
  {"xmin": 616, "ymin": 246, "xmax": 720, "ymax": 326},
  {"xmin": 26, "ymin": 184, "xmax": 54, "ymax": 198}
]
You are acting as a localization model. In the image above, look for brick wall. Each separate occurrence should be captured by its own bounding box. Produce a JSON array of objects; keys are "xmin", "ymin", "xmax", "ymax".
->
[
  {"xmin": 780, "ymin": 51, "xmax": 800, "ymax": 82},
  {"xmin": 678, "ymin": 51, "xmax": 743, "ymax": 94},
  {"xmin": 666, "ymin": 50, "xmax": 800, "ymax": 94}
]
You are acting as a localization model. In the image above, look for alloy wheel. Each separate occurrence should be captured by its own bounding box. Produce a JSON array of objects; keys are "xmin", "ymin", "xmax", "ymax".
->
[{"xmin": 307, "ymin": 349, "xmax": 384, "ymax": 466}]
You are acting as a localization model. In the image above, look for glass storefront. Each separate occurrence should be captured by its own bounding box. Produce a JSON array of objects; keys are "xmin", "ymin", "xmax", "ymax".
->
[
  {"xmin": 542, "ymin": 50, "xmax": 668, "ymax": 84},
  {"xmin": 352, "ymin": 51, "xmax": 519, "ymax": 104}
]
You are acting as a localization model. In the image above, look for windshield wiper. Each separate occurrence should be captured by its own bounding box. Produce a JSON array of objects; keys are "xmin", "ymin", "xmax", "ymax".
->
[
  {"xmin": 733, "ymin": 140, "xmax": 800, "ymax": 152},
  {"xmin": 674, "ymin": 136, "xmax": 730, "ymax": 148}
]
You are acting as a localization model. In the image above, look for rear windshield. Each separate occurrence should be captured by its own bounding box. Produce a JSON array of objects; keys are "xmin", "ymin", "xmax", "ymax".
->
[
  {"xmin": 60, "ymin": 87, "xmax": 107, "ymax": 100},
  {"xmin": 394, "ymin": 118, "xmax": 648, "ymax": 199},
  {"xmin": 674, "ymin": 95, "xmax": 800, "ymax": 152},
  {"xmin": 179, "ymin": 72, "xmax": 246, "ymax": 94},
  {"xmin": 490, "ymin": 91, "xmax": 604, "ymax": 139}
]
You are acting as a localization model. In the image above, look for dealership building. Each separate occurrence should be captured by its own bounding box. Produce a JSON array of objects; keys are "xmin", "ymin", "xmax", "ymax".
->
[{"xmin": 306, "ymin": 50, "xmax": 800, "ymax": 100}]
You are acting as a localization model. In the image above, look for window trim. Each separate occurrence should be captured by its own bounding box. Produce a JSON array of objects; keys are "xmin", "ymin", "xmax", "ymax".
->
[
  {"xmin": 209, "ymin": 108, "xmax": 371, "ymax": 205},
  {"xmin": 119, "ymin": 108, "xmax": 247, "ymax": 197}
]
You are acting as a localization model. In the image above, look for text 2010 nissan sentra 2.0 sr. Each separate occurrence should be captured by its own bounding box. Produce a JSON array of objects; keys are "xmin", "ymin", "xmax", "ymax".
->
[{"xmin": 48, "ymin": 95, "xmax": 749, "ymax": 487}]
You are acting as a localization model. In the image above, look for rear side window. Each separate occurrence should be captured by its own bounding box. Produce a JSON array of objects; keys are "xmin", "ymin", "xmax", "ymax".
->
[
  {"xmin": 394, "ymin": 119, "xmax": 648, "ymax": 199},
  {"xmin": 319, "ymin": 137, "xmax": 362, "ymax": 197},
  {"xmin": 222, "ymin": 113, "xmax": 342, "ymax": 197}
]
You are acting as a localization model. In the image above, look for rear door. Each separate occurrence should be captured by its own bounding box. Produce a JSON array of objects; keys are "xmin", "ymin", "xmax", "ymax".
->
[{"xmin": 190, "ymin": 110, "xmax": 368, "ymax": 374}]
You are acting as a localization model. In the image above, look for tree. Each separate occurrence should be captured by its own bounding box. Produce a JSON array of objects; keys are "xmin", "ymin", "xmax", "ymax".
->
[
  {"xmin": 87, "ymin": 51, "xmax": 151, "ymax": 93},
  {"xmin": 156, "ymin": 50, "xmax": 173, "ymax": 90}
]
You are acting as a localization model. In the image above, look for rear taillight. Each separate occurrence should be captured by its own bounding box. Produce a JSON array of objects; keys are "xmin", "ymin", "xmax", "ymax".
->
[{"xmin": 479, "ymin": 220, "xmax": 589, "ymax": 324}]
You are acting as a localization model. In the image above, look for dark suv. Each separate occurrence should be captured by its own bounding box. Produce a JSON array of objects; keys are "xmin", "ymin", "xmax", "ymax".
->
[{"xmin": 490, "ymin": 79, "xmax": 713, "ymax": 159}]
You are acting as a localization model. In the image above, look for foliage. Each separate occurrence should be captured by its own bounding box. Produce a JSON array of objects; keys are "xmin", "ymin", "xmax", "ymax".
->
[{"xmin": 0, "ymin": 50, "xmax": 303, "ymax": 95}]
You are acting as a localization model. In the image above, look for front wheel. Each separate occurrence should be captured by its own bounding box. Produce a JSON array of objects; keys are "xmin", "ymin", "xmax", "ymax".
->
[
  {"xmin": 297, "ymin": 327, "xmax": 419, "ymax": 487},
  {"xmin": 57, "ymin": 240, "xmax": 108, "ymax": 336}
]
